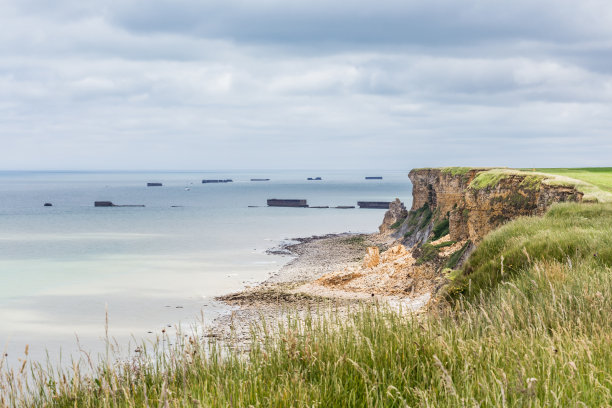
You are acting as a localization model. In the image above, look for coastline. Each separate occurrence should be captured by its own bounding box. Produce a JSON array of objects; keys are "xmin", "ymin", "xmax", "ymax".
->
[{"xmin": 209, "ymin": 231, "xmax": 429, "ymax": 348}]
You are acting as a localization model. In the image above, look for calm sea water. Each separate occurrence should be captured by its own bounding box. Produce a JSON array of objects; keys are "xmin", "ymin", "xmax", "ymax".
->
[{"xmin": 0, "ymin": 170, "xmax": 412, "ymax": 364}]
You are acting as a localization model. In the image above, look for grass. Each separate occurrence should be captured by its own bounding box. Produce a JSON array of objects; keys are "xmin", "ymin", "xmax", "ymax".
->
[
  {"xmin": 416, "ymin": 240, "xmax": 458, "ymax": 265},
  {"xmin": 431, "ymin": 218, "xmax": 449, "ymax": 241},
  {"xmin": 527, "ymin": 168, "xmax": 612, "ymax": 193},
  {"xmin": 439, "ymin": 167, "xmax": 474, "ymax": 183},
  {"xmin": 401, "ymin": 204, "xmax": 432, "ymax": 238},
  {"xmin": 417, "ymin": 205, "xmax": 433, "ymax": 229},
  {"xmin": 468, "ymin": 169, "xmax": 544, "ymax": 191},
  {"xmin": 414, "ymin": 167, "xmax": 612, "ymax": 203},
  {"xmin": 468, "ymin": 169, "xmax": 517, "ymax": 190},
  {"xmin": 433, "ymin": 240, "xmax": 456, "ymax": 249},
  {"xmin": 465, "ymin": 167, "xmax": 612, "ymax": 203},
  {"xmin": 415, "ymin": 243, "xmax": 438, "ymax": 265},
  {"xmin": 440, "ymin": 167, "xmax": 474, "ymax": 176},
  {"xmin": 448, "ymin": 202, "xmax": 612, "ymax": 299},
  {"xmin": 529, "ymin": 167, "xmax": 612, "ymax": 203},
  {"xmin": 389, "ymin": 217, "xmax": 406, "ymax": 229},
  {"xmin": 443, "ymin": 240, "xmax": 471, "ymax": 269},
  {"xmin": 341, "ymin": 235, "xmax": 367, "ymax": 246},
  {"xmin": 5, "ymin": 203, "xmax": 612, "ymax": 406}
]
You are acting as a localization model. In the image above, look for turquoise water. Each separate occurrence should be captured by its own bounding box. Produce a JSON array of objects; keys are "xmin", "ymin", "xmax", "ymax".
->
[{"xmin": 0, "ymin": 170, "xmax": 411, "ymax": 364}]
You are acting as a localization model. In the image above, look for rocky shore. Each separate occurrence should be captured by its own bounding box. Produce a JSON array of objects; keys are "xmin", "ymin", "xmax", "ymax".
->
[{"xmin": 209, "ymin": 232, "xmax": 429, "ymax": 349}]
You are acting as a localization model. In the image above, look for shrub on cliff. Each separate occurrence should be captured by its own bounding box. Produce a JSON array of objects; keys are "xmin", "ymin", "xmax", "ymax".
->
[{"xmin": 431, "ymin": 218, "xmax": 449, "ymax": 240}]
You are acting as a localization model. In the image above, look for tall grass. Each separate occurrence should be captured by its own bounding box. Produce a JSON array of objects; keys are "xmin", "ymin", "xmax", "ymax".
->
[
  {"xmin": 452, "ymin": 203, "xmax": 612, "ymax": 298},
  {"xmin": 3, "ymin": 204, "xmax": 612, "ymax": 407}
]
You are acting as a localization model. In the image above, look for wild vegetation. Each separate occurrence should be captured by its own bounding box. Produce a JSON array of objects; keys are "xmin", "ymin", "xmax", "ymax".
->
[
  {"xmin": 447, "ymin": 202, "xmax": 612, "ymax": 298},
  {"xmin": 389, "ymin": 217, "xmax": 406, "ymax": 229},
  {"xmin": 529, "ymin": 167, "xmax": 612, "ymax": 193},
  {"xmin": 430, "ymin": 218, "xmax": 449, "ymax": 241},
  {"xmin": 3, "ymin": 203, "xmax": 612, "ymax": 406},
  {"xmin": 402, "ymin": 203, "xmax": 432, "ymax": 238}
]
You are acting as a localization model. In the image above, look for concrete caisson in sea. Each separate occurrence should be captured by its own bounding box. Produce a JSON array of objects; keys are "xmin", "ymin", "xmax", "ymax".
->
[
  {"xmin": 365, "ymin": 176, "xmax": 383, "ymax": 180},
  {"xmin": 267, "ymin": 199, "xmax": 309, "ymax": 208},
  {"xmin": 202, "ymin": 179, "xmax": 233, "ymax": 183},
  {"xmin": 147, "ymin": 182, "xmax": 163, "ymax": 187},
  {"xmin": 358, "ymin": 201, "xmax": 392, "ymax": 209},
  {"xmin": 94, "ymin": 201, "xmax": 145, "ymax": 208},
  {"xmin": 251, "ymin": 178, "xmax": 270, "ymax": 181}
]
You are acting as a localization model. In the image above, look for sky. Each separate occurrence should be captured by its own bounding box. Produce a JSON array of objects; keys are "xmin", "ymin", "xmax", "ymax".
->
[{"xmin": 1, "ymin": 0, "xmax": 611, "ymax": 170}]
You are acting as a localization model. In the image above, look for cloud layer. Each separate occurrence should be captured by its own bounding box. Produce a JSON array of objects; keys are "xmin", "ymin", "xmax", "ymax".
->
[{"xmin": 1, "ymin": 0, "xmax": 611, "ymax": 169}]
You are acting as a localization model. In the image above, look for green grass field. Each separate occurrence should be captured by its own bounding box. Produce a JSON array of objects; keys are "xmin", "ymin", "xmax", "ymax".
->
[
  {"xmin": 527, "ymin": 167, "xmax": 612, "ymax": 193},
  {"xmin": 4, "ymin": 202, "xmax": 612, "ymax": 407}
]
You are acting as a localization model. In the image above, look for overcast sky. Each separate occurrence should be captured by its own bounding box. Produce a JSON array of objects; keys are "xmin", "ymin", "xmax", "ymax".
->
[{"xmin": 1, "ymin": 0, "xmax": 611, "ymax": 170}]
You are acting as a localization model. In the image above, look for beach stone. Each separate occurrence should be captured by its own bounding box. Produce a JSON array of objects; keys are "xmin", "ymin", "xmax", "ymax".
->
[{"xmin": 381, "ymin": 244, "xmax": 409, "ymax": 263}]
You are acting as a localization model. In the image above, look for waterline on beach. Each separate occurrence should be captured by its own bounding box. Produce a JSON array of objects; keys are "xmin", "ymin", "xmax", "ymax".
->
[{"xmin": 0, "ymin": 170, "xmax": 411, "ymax": 365}]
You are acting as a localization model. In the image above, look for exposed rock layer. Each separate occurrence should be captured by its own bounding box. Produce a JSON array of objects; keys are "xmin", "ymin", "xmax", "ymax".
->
[
  {"xmin": 379, "ymin": 198, "xmax": 408, "ymax": 233},
  {"xmin": 399, "ymin": 168, "xmax": 583, "ymax": 243}
]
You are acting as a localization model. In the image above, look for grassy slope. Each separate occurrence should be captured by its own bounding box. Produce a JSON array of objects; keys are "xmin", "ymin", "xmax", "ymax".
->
[
  {"xmin": 5, "ymin": 203, "xmax": 612, "ymax": 407},
  {"xmin": 448, "ymin": 202, "xmax": 612, "ymax": 298},
  {"xmin": 530, "ymin": 167, "xmax": 612, "ymax": 193}
]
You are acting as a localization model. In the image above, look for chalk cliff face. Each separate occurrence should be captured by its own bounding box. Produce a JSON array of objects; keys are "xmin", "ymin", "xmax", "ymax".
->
[{"xmin": 382, "ymin": 168, "xmax": 584, "ymax": 244}]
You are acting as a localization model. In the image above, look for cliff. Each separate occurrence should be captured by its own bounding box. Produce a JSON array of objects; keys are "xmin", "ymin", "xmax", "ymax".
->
[
  {"xmin": 304, "ymin": 168, "xmax": 601, "ymax": 306},
  {"xmin": 309, "ymin": 167, "xmax": 594, "ymax": 301},
  {"xmin": 383, "ymin": 167, "xmax": 585, "ymax": 245},
  {"xmin": 378, "ymin": 198, "xmax": 408, "ymax": 233}
]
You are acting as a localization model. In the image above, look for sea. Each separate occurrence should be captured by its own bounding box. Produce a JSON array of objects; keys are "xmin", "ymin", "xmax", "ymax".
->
[{"xmin": 0, "ymin": 170, "xmax": 412, "ymax": 366}]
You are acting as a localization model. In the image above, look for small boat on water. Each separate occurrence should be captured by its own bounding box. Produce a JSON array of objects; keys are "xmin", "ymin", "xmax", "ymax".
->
[
  {"xmin": 251, "ymin": 178, "xmax": 270, "ymax": 181},
  {"xmin": 307, "ymin": 177, "xmax": 322, "ymax": 181},
  {"xmin": 365, "ymin": 176, "xmax": 383, "ymax": 180}
]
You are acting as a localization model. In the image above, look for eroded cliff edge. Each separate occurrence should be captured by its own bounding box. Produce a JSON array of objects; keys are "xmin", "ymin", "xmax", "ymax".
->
[
  {"xmin": 219, "ymin": 167, "xmax": 596, "ymax": 324},
  {"xmin": 385, "ymin": 167, "xmax": 584, "ymax": 246}
]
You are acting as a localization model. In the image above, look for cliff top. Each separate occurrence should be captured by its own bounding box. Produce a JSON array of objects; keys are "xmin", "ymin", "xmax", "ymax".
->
[{"xmin": 411, "ymin": 167, "xmax": 612, "ymax": 203}]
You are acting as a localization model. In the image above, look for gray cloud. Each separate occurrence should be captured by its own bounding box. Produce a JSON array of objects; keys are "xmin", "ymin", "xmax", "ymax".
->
[
  {"xmin": 0, "ymin": 0, "xmax": 611, "ymax": 169},
  {"xmin": 103, "ymin": 0, "xmax": 612, "ymax": 46}
]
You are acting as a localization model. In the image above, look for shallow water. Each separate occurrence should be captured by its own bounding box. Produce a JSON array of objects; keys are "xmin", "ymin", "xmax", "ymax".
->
[{"xmin": 0, "ymin": 170, "xmax": 411, "ymax": 365}]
